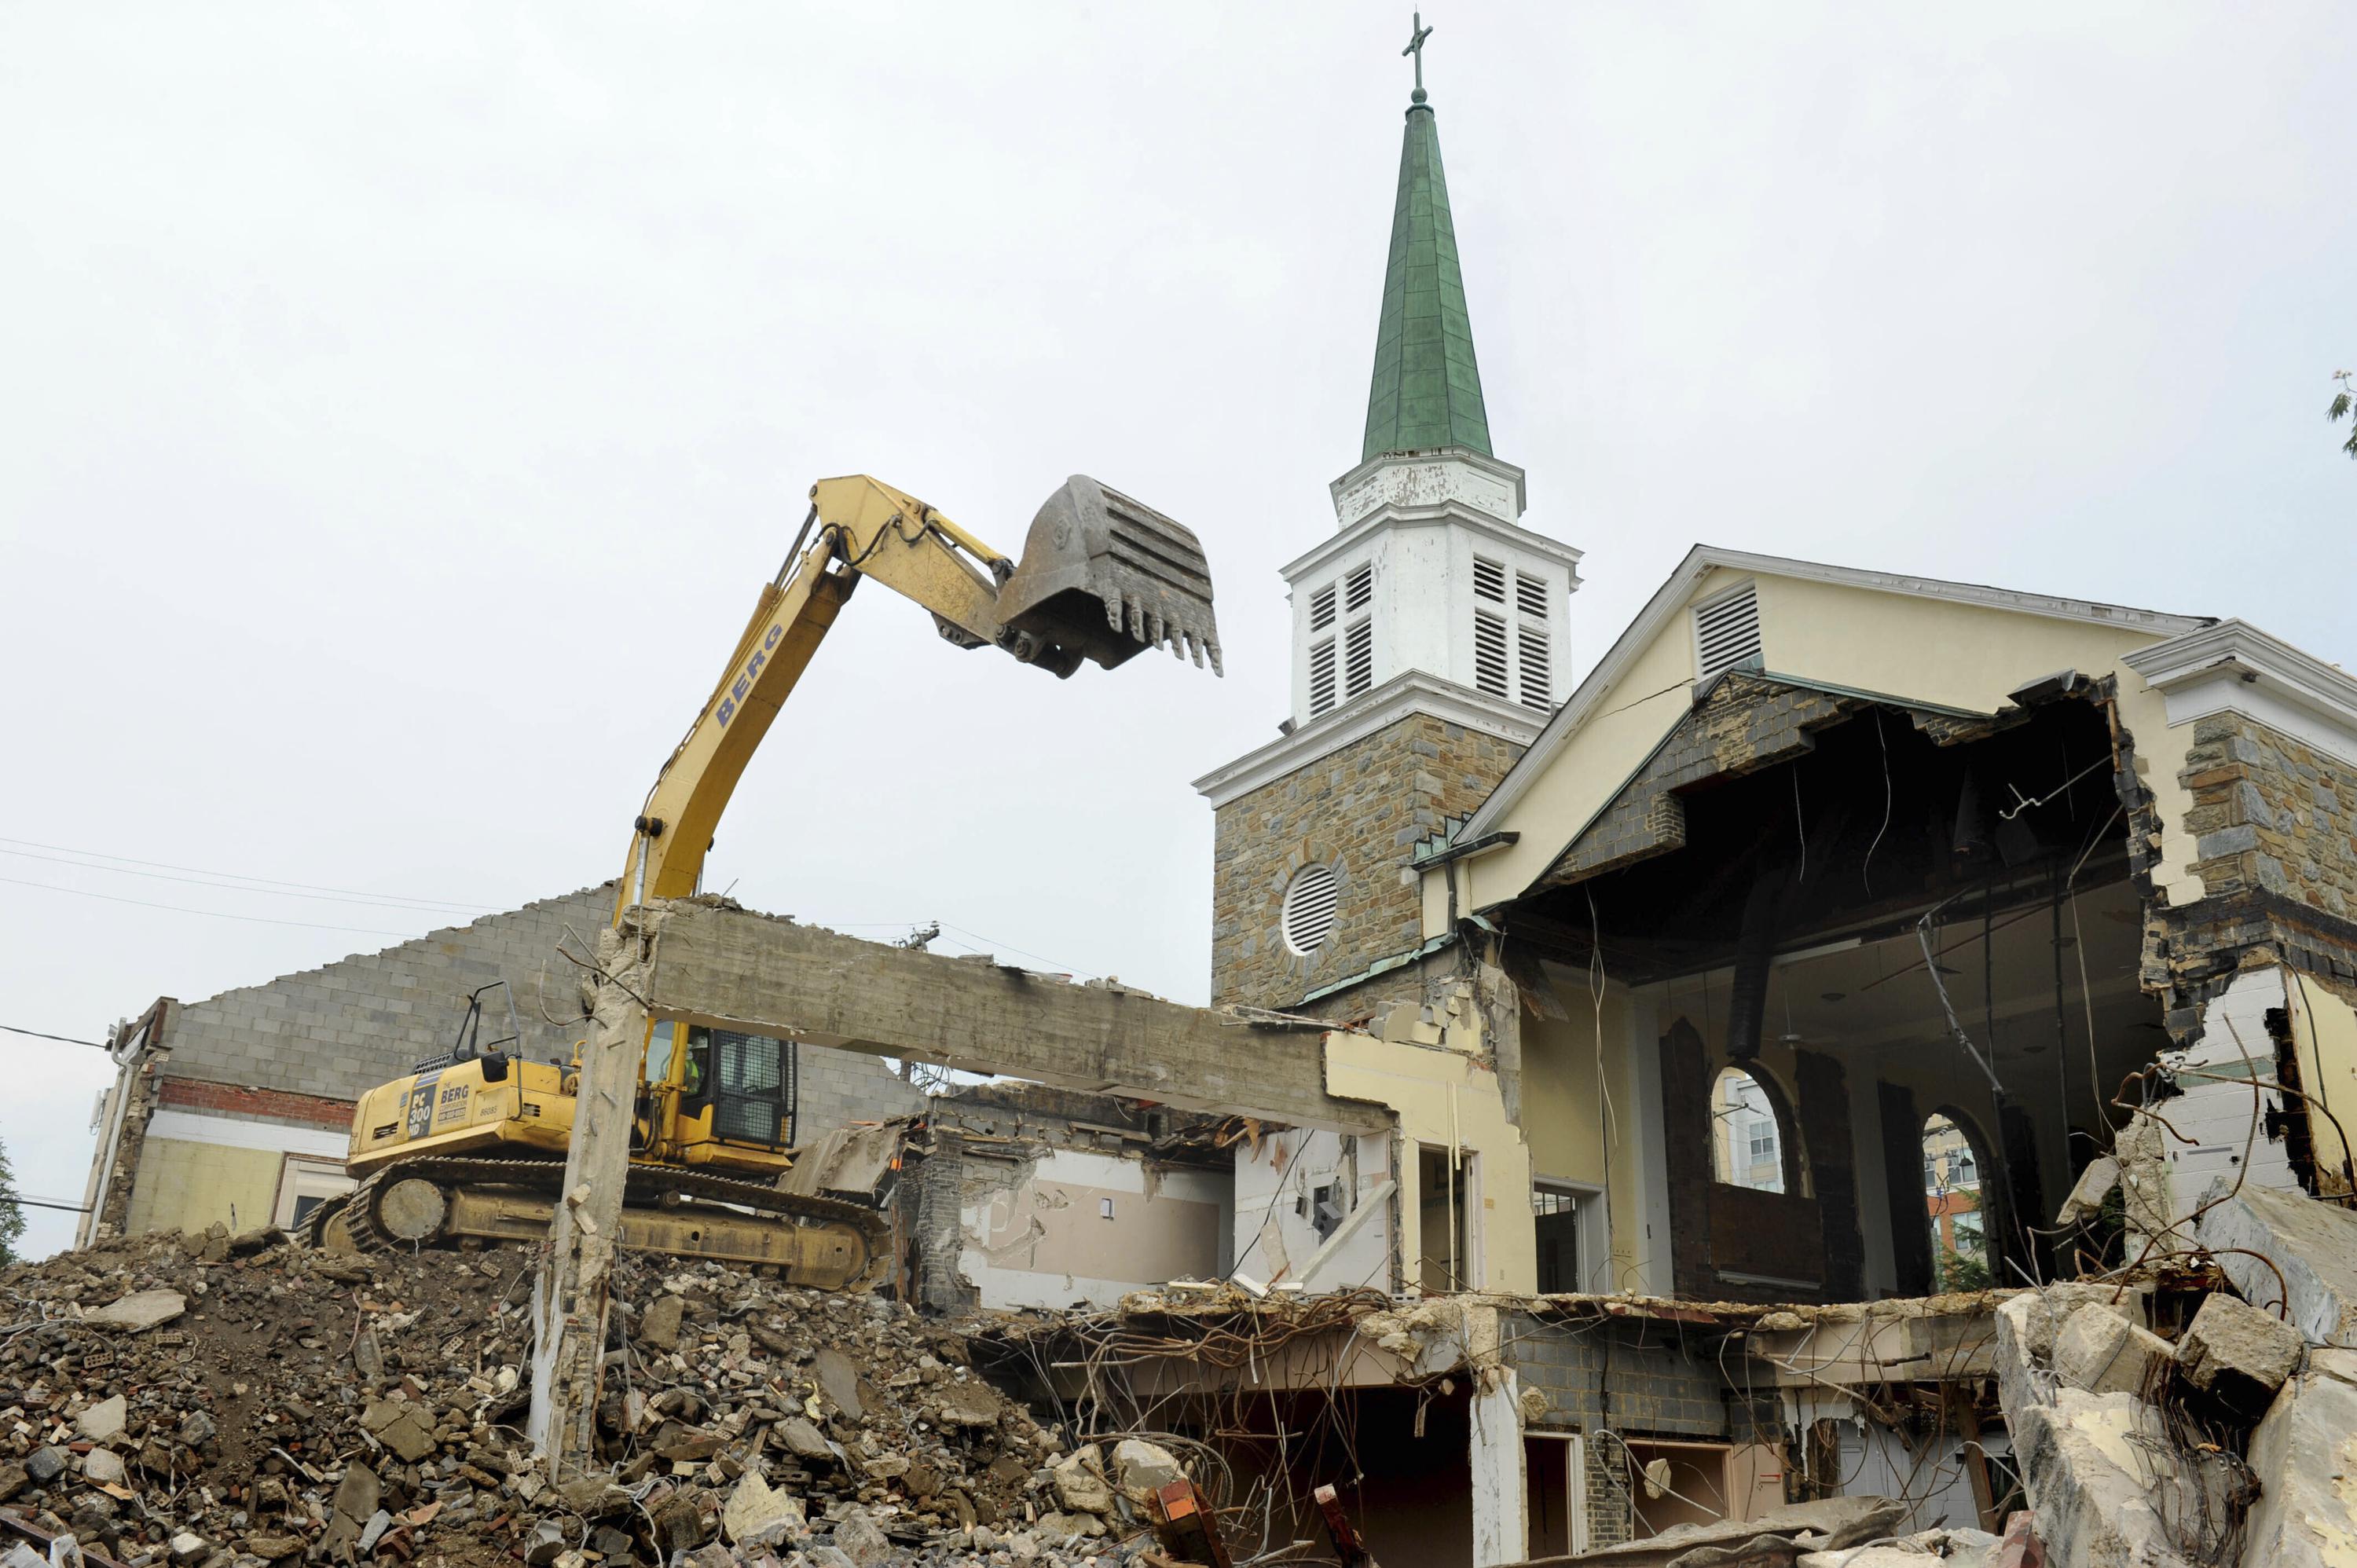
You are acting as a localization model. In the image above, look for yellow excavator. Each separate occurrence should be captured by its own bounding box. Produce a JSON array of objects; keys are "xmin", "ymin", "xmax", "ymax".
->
[{"xmin": 312, "ymin": 474, "xmax": 1219, "ymax": 1287}]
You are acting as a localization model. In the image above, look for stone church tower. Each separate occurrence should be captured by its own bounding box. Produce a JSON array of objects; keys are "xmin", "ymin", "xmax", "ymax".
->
[{"xmin": 1196, "ymin": 53, "xmax": 1582, "ymax": 1013}]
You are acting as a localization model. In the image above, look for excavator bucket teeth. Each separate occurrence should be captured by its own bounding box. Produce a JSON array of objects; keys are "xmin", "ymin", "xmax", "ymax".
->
[{"xmin": 996, "ymin": 475, "xmax": 1222, "ymax": 677}]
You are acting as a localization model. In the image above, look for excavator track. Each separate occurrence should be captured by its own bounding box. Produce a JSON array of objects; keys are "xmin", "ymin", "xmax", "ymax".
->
[{"xmin": 306, "ymin": 1156, "xmax": 891, "ymax": 1289}]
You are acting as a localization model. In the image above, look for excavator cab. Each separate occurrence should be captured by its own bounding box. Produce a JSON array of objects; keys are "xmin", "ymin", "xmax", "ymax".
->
[{"xmin": 995, "ymin": 475, "xmax": 1222, "ymax": 679}]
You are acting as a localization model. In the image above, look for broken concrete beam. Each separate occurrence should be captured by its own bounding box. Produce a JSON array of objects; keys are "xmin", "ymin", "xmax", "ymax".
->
[
  {"xmin": 638, "ymin": 896, "xmax": 1386, "ymax": 1130},
  {"xmin": 2051, "ymin": 1302, "xmax": 2169, "ymax": 1398},
  {"xmin": 2193, "ymin": 1180, "xmax": 2357, "ymax": 1346},
  {"xmin": 2174, "ymin": 1291, "xmax": 2304, "ymax": 1401},
  {"xmin": 2241, "ymin": 1347, "xmax": 2357, "ymax": 1568}
]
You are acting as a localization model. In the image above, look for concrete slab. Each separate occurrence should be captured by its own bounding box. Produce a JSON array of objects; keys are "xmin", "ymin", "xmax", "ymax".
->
[
  {"xmin": 85, "ymin": 1289, "xmax": 187, "ymax": 1332},
  {"xmin": 2194, "ymin": 1181, "xmax": 2357, "ymax": 1346},
  {"xmin": 2242, "ymin": 1352, "xmax": 2357, "ymax": 1568}
]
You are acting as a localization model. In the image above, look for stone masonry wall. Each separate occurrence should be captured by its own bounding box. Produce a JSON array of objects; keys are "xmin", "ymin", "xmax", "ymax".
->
[
  {"xmin": 1211, "ymin": 713, "xmax": 1523, "ymax": 1011},
  {"xmin": 2152, "ymin": 712, "xmax": 2357, "ymax": 1027},
  {"xmin": 2181, "ymin": 713, "xmax": 2357, "ymax": 922}
]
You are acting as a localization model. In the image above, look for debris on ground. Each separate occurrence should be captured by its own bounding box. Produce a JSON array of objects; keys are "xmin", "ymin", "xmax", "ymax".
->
[
  {"xmin": 0, "ymin": 1225, "xmax": 1199, "ymax": 1568},
  {"xmin": 1512, "ymin": 1495, "xmax": 1909, "ymax": 1568}
]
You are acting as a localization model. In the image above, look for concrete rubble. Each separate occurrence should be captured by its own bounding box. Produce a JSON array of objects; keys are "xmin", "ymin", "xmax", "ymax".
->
[
  {"xmin": 1992, "ymin": 1180, "xmax": 2357, "ymax": 1568},
  {"xmin": 0, "ymin": 1226, "xmax": 1211, "ymax": 1568},
  {"xmin": 18, "ymin": 1164, "xmax": 2357, "ymax": 1568}
]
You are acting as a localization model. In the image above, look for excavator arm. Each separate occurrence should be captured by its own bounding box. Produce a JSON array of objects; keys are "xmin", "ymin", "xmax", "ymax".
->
[{"xmin": 615, "ymin": 473, "xmax": 1219, "ymax": 918}]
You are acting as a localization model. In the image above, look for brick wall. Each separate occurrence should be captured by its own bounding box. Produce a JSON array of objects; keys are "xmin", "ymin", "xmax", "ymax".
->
[
  {"xmin": 1535, "ymin": 676, "xmax": 1853, "ymax": 893},
  {"xmin": 1583, "ymin": 1437, "xmax": 1632, "ymax": 1550},
  {"xmin": 1657, "ymin": 1021, "xmax": 1862, "ymax": 1303},
  {"xmin": 1211, "ymin": 713, "xmax": 1523, "ymax": 1010},
  {"xmin": 1794, "ymin": 1051, "xmax": 1864, "ymax": 1302},
  {"xmin": 157, "ymin": 1077, "xmax": 351, "ymax": 1130}
]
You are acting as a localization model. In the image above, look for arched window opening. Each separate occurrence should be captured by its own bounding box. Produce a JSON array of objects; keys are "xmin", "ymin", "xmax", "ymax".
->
[
  {"xmin": 1710, "ymin": 1065, "xmax": 1789, "ymax": 1194},
  {"xmin": 1922, "ymin": 1112, "xmax": 1992, "ymax": 1291}
]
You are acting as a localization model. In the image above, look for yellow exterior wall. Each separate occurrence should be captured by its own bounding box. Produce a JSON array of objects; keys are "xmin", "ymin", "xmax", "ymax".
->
[
  {"xmin": 1424, "ymin": 570, "xmax": 1709, "ymax": 934},
  {"xmin": 2293, "ymin": 975, "xmax": 2357, "ymax": 1196},
  {"xmin": 1423, "ymin": 566, "xmax": 2205, "ymax": 936},
  {"xmin": 123, "ymin": 1138, "xmax": 284, "ymax": 1237},
  {"xmin": 1519, "ymin": 988, "xmax": 1647, "ymax": 1290},
  {"xmin": 1325, "ymin": 1029, "xmax": 1538, "ymax": 1293}
]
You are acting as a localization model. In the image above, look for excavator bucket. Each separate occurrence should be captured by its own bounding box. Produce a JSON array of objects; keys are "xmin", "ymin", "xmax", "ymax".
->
[{"xmin": 996, "ymin": 475, "xmax": 1222, "ymax": 677}]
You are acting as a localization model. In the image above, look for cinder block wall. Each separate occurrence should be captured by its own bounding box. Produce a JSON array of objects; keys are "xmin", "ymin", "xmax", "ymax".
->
[
  {"xmin": 153, "ymin": 884, "xmax": 923, "ymax": 1127},
  {"xmin": 794, "ymin": 1042, "xmax": 925, "ymax": 1145},
  {"xmin": 160, "ymin": 886, "xmax": 618, "ymax": 1099},
  {"xmin": 1510, "ymin": 1314, "xmax": 1759, "ymax": 1442},
  {"xmin": 1508, "ymin": 1309, "xmax": 1784, "ymax": 1546},
  {"xmin": 1211, "ymin": 713, "xmax": 1521, "ymax": 1012},
  {"xmin": 97, "ymin": 886, "xmax": 931, "ymax": 1244}
]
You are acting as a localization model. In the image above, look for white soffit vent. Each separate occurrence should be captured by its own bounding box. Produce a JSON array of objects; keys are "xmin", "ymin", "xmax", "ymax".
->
[
  {"xmin": 1694, "ymin": 583, "xmax": 1763, "ymax": 680},
  {"xmin": 1281, "ymin": 863, "xmax": 1340, "ymax": 956}
]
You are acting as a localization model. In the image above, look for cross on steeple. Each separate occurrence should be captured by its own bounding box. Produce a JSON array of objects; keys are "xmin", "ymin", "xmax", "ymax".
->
[{"xmin": 1402, "ymin": 11, "xmax": 1433, "ymax": 104}]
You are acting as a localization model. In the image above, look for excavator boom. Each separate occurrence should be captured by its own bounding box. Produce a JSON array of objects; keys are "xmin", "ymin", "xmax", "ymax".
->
[
  {"xmin": 618, "ymin": 473, "xmax": 1219, "ymax": 916},
  {"xmin": 323, "ymin": 473, "xmax": 1220, "ymax": 1290}
]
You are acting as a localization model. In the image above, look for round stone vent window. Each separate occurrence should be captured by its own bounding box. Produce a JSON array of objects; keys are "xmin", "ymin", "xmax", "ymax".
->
[{"xmin": 1281, "ymin": 863, "xmax": 1340, "ymax": 957}]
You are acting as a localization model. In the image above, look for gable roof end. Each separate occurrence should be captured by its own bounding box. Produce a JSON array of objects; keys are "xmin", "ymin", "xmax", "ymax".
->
[{"xmin": 1458, "ymin": 545, "xmax": 2210, "ymax": 845}]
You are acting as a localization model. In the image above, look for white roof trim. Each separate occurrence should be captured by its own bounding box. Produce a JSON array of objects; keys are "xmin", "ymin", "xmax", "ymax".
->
[
  {"xmin": 1281, "ymin": 498, "xmax": 1584, "ymax": 587},
  {"xmin": 1193, "ymin": 669, "xmax": 1545, "ymax": 808},
  {"xmin": 1461, "ymin": 544, "xmax": 2209, "ymax": 842},
  {"xmin": 2124, "ymin": 617, "xmax": 2357, "ymax": 764}
]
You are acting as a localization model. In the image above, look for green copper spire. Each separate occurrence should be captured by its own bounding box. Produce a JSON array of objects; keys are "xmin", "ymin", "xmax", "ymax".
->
[{"xmin": 1361, "ymin": 13, "xmax": 1492, "ymax": 463}]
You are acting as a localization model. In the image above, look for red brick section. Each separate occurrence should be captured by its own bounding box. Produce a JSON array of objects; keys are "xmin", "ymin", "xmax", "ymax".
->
[{"xmin": 159, "ymin": 1076, "xmax": 354, "ymax": 1130}]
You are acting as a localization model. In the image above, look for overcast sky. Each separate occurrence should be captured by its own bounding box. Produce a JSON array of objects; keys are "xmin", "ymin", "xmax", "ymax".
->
[{"xmin": 3, "ymin": 2, "xmax": 2352, "ymax": 1258}]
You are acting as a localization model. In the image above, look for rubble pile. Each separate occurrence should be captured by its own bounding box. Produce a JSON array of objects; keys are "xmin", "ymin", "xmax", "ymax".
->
[
  {"xmin": 1993, "ymin": 1180, "xmax": 2357, "ymax": 1568},
  {"xmin": 0, "ymin": 1226, "xmax": 1189, "ymax": 1568}
]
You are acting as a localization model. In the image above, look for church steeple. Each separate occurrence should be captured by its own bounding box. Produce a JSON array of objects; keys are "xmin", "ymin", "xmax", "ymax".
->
[
  {"xmin": 1195, "ymin": 12, "xmax": 1580, "ymax": 1013},
  {"xmin": 1361, "ymin": 14, "xmax": 1492, "ymax": 463}
]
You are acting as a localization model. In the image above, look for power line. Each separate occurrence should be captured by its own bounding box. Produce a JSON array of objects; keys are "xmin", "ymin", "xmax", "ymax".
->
[
  {"xmin": 0, "ymin": 1024, "xmax": 104, "ymax": 1049},
  {"xmin": 938, "ymin": 922, "xmax": 1092, "ymax": 977},
  {"xmin": 0, "ymin": 837, "xmax": 500, "ymax": 914},
  {"xmin": 0, "ymin": 876, "xmax": 422, "ymax": 938},
  {"xmin": 0, "ymin": 847, "xmax": 503, "ymax": 918}
]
